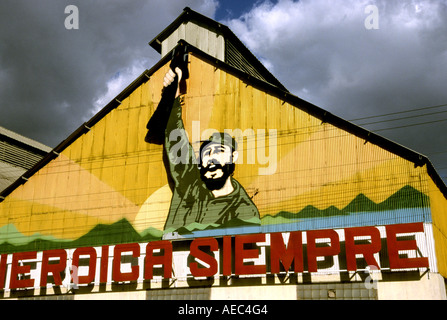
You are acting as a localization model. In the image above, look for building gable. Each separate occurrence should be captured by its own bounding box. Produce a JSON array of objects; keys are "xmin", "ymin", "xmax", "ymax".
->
[
  {"xmin": 0, "ymin": 45, "xmax": 437, "ymax": 252},
  {"xmin": 0, "ymin": 10, "xmax": 446, "ymax": 298}
]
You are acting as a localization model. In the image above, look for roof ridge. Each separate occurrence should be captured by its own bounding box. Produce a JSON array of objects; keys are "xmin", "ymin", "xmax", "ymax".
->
[
  {"xmin": 0, "ymin": 126, "xmax": 51, "ymax": 153},
  {"xmin": 148, "ymin": 7, "xmax": 288, "ymax": 92}
]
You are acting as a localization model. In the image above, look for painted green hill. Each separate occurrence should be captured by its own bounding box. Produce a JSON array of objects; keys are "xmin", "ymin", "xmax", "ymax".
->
[
  {"xmin": 0, "ymin": 224, "xmax": 70, "ymax": 246},
  {"xmin": 173, "ymin": 217, "xmax": 261, "ymax": 235},
  {"xmin": 377, "ymin": 185, "xmax": 430, "ymax": 210},
  {"xmin": 0, "ymin": 224, "xmax": 72, "ymax": 253},
  {"xmin": 342, "ymin": 194, "xmax": 378, "ymax": 213},
  {"xmin": 290, "ymin": 205, "xmax": 349, "ymax": 218},
  {"xmin": 140, "ymin": 227, "xmax": 164, "ymax": 241},
  {"xmin": 0, "ymin": 218, "xmax": 163, "ymax": 254},
  {"xmin": 0, "ymin": 238, "xmax": 70, "ymax": 254},
  {"xmin": 70, "ymin": 218, "xmax": 143, "ymax": 247},
  {"xmin": 0, "ymin": 185, "xmax": 430, "ymax": 253},
  {"xmin": 262, "ymin": 185, "xmax": 430, "ymax": 223},
  {"xmin": 261, "ymin": 205, "xmax": 349, "ymax": 225},
  {"xmin": 343, "ymin": 185, "xmax": 429, "ymax": 212}
]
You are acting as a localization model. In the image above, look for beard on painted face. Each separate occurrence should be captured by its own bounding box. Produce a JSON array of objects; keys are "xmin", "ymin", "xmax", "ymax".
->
[{"xmin": 199, "ymin": 159, "xmax": 235, "ymax": 191}]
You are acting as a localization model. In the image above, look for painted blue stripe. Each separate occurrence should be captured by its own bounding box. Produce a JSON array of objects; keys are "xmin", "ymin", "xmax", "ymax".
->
[{"xmin": 168, "ymin": 208, "xmax": 431, "ymax": 239}]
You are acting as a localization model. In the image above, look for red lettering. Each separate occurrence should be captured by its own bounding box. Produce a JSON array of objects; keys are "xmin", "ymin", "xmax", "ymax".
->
[
  {"xmin": 235, "ymin": 234, "xmax": 266, "ymax": 275},
  {"xmin": 40, "ymin": 249, "xmax": 67, "ymax": 287},
  {"xmin": 100, "ymin": 246, "xmax": 109, "ymax": 283},
  {"xmin": 386, "ymin": 223, "xmax": 429, "ymax": 269},
  {"xmin": 189, "ymin": 238, "xmax": 218, "ymax": 277},
  {"xmin": 112, "ymin": 243, "xmax": 140, "ymax": 282},
  {"xmin": 345, "ymin": 226, "xmax": 381, "ymax": 271},
  {"xmin": 270, "ymin": 231, "xmax": 303, "ymax": 273},
  {"xmin": 72, "ymin": 247, "xmax": 97, "ymax": 285},
  {"xmin": 144, "ymin": 241, "xmax": 172, "ymax": 280},
  {"xmin": 9, "ymin": 251, "xmax": 36, "ymax": 289},
  {"xmin": 307, "ymin": 229, "xmax": 340, "ymax": 272},
  {"xmin": 0, "ymin": 254, "xmax": 7, "ymax": 290},
  {"xmin": 222, "ymin": 236, "xmax": 232, "ymax": 276}
]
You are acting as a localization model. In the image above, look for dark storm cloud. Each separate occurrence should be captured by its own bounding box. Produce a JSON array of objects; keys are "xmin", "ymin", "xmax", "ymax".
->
[
  {"xmin": 1, "ymin": 0, "xmax": 446, "ymax": 184},
  {"xmin": 0, "ymin": 0, "xmax": 218, "ymax": 147},
  {"xmin": 224, "ymin": 0, "xmax": 447, "ymax": 183}
]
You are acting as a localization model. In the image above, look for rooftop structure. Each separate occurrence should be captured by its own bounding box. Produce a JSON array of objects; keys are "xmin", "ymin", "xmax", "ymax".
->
[{"xmin": 0, "ymin": 126, "xmax": 50, "ymax": 193}]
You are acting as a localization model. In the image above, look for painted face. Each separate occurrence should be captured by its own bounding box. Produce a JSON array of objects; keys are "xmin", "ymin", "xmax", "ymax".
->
[
  {"xmin": 199, "ymin": 143, "xmax": 237, "ymax": 190},
  {"xmin": 201, "ymin": 143, "xmax": 234, "ymax": 178}
]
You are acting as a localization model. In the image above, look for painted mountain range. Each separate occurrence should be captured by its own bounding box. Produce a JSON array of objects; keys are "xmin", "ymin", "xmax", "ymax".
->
[
  {"xmin": 261, "ymin": 185, "xmax": 430, "ymax": 225},
  {"xmin": 0, "ymin": 185, "xmax": 430, "ymax": 253},
  {"xmin": 0, "ymin": 219, "xmax": 163, "ymax": 254}
]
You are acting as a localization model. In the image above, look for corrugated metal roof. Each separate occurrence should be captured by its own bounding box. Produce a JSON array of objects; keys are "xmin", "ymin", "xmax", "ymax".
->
[
  {"xmin": 0, "ymin": 161, "xmax": 27, "ymax": 193},
  {"xmin": 0, "ymin": 140, "xmax": 47, "ymax": 170},
  {"xmin": 0, "ymin": 126, "xmax": 51, "ymax": 193},
  {"xmin": 0, "ymin": 126, "xmax": 51, "ymax": 154}
]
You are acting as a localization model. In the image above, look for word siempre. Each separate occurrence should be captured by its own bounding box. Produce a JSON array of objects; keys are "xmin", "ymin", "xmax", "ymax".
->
[{"xmin": 0, "ymin": 223, "xmax": 429, "ymax": 291}]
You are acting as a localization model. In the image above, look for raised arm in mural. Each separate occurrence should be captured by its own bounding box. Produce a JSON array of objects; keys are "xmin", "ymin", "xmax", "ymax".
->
[
  {"xmin": 145, "ymin": 43, "xmax": 189, "ymax": 145},
  {"xmin": 145, "ymin": 50, "xmax": 260, "ymax": 234}
]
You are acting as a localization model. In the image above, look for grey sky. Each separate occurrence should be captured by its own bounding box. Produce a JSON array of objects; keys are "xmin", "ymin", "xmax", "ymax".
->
[
  {"xmin": 0, "ymin": 0, "xmax": 217, "ymax": 146},
  {"xmin": 226, "ymin": 0, "xmax": 447, "ymax": 184},
  {"xmin": 0, "ymin": 0, "xmax": 446, "ymax": 184}
]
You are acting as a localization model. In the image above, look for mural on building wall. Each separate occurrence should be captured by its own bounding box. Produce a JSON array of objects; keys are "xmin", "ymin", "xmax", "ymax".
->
[
  {"xmin": 145, "ymin": 54, "xmax": 260, "ymax": 235},
  {"xmin": 0, "ymin": 52, "xmax": 432, "ymax": 254}
]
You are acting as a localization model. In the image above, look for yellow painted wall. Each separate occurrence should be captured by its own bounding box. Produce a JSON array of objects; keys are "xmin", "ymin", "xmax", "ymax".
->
[
  {"xmin": 0, "ymin": 62, "xmax": 172, "ymax": 241},
  {"xmin": 0, "ymin": 53, "xmax": 434, "ymax": 249},
  {"xmin": 429, "ymin": 178, "xmax": 447, "ymax": 277}
]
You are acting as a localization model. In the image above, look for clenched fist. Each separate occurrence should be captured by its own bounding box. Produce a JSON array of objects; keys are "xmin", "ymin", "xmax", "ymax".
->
[{"xmin": 163, "ymin": 67, "xmax": 183, "ymax": 98}]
